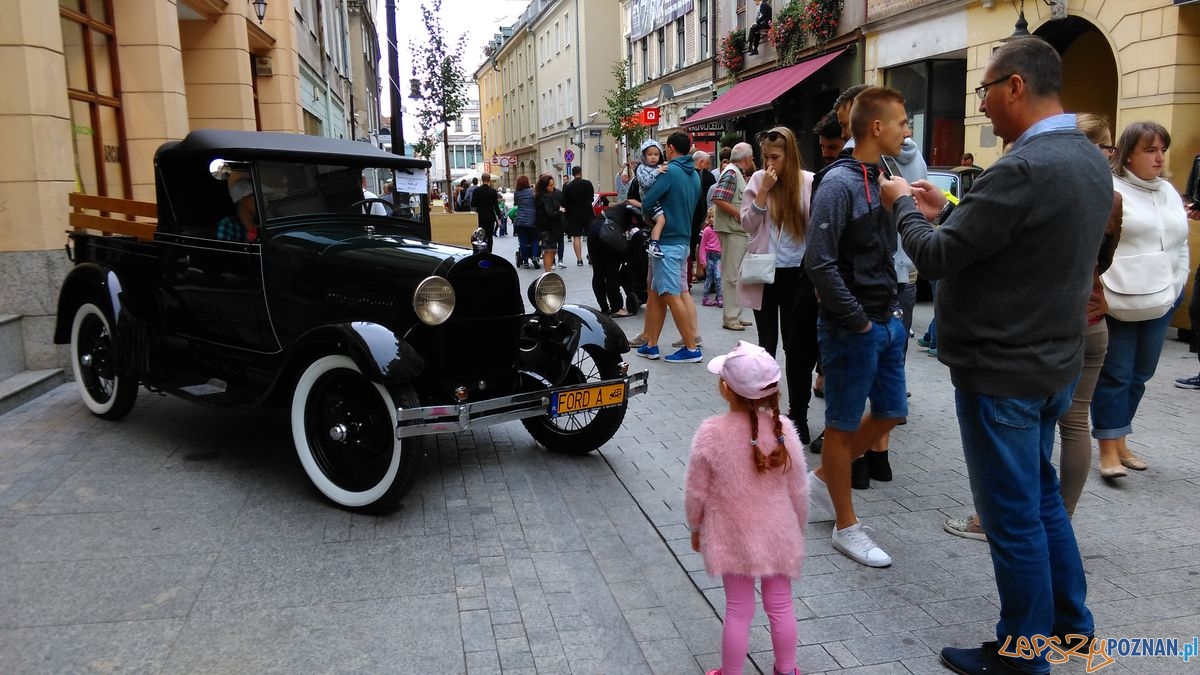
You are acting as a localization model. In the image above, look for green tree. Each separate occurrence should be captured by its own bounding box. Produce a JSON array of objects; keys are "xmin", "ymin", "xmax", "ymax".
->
[
  {"xmin": 409, "ymin": 0, "xmax": 469, "ymax": 193},
  {"xmin": 602, "ymin": 58, "xmax": 647, "ymax": 160}
]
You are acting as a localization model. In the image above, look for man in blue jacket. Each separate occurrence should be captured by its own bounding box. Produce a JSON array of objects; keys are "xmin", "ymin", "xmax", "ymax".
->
[{"xmin": 636, "ymin": 132, "xmax": 702, "ymax": 363}]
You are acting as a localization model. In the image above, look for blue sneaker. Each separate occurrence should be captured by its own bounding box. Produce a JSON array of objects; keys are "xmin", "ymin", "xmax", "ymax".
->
[
  {"xmin": 916, "ymin": 336, "xmax": 930, "ymax": 348},
  {"xmin": 927, "ymin": 347, "xmax": 939, "ymax": 358},
  {"xmin": 647, "ymin": 240, "xmax": 664, "ymax": 259},
  {"xmin": 636, "ymin": 344, "xmax": 660, "ymax": 360},
  {"xmin": 664, "ymin": 347, "xmax": 702, "ymax": 363}
]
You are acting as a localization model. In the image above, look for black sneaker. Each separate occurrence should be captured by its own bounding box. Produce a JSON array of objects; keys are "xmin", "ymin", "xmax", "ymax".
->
[
  {"xmin": 867, "ymin": 449, "xmax": 892, "ymax": 481},
  {"xmin": 851, "ymin": 456, "xmax": 870, "ymax": 490},
  {"xmin": 810, "ymin": 432, "xmax": 823, "ymax": 455}
]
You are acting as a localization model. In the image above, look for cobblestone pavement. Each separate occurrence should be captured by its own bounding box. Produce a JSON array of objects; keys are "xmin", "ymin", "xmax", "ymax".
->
[{"xmin": 1, "ymin": 233, "xmax": 1197, "ymax": 674}]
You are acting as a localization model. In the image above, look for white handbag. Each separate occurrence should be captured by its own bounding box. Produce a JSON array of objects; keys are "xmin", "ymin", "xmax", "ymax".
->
[{"xmin": 740, "ymin": 224, "xmax": 780, "ymax": 285}]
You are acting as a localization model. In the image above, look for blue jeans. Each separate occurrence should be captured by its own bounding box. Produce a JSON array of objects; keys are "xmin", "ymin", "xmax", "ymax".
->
[
  {"xmin": 956, "ymin": 384, "xmax": 1093, "ymax": 674},
  {"xmin": 817, "ymin": 315, "xmax": 908, "ymax": 431},
  {"xmin": 1090, "ymin": 306, "xmax": 1177, "ymax": 438}
]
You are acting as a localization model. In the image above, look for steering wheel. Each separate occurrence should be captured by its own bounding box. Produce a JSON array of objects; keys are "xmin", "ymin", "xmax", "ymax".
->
[{"xmin": 345, "ymin": 198, "xmax": 394, "ymax": 215}]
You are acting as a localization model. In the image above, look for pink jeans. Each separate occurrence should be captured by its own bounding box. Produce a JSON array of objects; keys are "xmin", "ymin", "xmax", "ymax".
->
[{"xmin": 721, "ymin": 574, "xmax": 798, "ymax": 675}]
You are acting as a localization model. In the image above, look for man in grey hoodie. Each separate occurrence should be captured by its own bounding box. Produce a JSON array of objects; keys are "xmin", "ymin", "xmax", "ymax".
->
[{"xmin": 881, "ymin": 39, "xmax": 1110, "ymax": 675}]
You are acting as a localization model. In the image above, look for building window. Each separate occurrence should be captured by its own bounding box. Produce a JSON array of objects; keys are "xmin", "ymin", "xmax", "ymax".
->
[
  {"xmin": 657, "ymin": 28, "xmax": 665, "ymax": 77},
  {"xmin": 641, "ymin": 38, "xmax": 649, "ymax": 82},
  {"xmin": 699, "ymin": 0, "xmax": 710, "ymax": 59},
  {"xmin": 60, "ymin": 0, "xmax": 131, "ymax": 198},
  {"xmin": 736, "ymin": 0, "xmax": 746, "ymax": 30},
  {"xmin": 566, "ymin": 78, "xmax": 573, "ymax": 122},
  {"xmin": 564, "ymin": 12, "xmax": 570, "ymax": 47},
  {"xmin": 471, "ymin": 117, "xmax": 479, "ymax": 133},
  {"xmin": 554, "ymin": 22, "xmax": 560, "ymax": 53},
  {"xmin": 676, "ymin": 18, "xmax": 685, "ymax": 69}
]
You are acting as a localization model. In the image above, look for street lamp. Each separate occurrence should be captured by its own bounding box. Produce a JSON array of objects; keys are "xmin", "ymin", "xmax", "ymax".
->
[
  {"xmin": 250, "ymin": 0, "xmax": 267, "ymax": 23},
  {"xmin": 566, "ymin": 121, "xmax": 586, "ymax": 150}
]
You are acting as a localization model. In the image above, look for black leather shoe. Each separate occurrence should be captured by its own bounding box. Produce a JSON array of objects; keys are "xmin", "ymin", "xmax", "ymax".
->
[
  {"xmin": 867, "ymin": 449, "xmax": 892, "ymax": 481},
  {"xmin": 940, "ymin": 642, "xmax": 1028, "ymax": 674},
  {"xmin": 851, "ymin": 456, "xmax": 870, "ymax": 489},
  {"xmin": 809, "ymin": 432, "xmax": 823, "ymax": 454}
]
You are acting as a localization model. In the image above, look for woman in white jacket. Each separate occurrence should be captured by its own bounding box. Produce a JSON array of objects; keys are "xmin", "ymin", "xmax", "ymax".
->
[{"xmin": 1092, "ymin": 121, "xmax": 1190, "ymax": 477}]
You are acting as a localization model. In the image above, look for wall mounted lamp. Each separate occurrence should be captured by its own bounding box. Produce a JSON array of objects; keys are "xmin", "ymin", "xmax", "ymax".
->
[{"xmin": 250, "ymin": 0, "xmax": 267, "ymax": 23}]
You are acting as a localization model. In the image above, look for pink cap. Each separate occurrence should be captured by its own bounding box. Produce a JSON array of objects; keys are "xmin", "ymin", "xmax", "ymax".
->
[{"xmin": 706, "ymin": 340, "xmax": 781, "ymax": 400}]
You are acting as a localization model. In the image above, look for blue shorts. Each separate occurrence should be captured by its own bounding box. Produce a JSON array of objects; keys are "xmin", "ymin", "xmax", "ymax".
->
[
  {"xmin": 650, "ymin": 243, "xmax": 688, "ymax": 296},
  {"xmin": 817, "ymin": 315, "xmax": 909, "ymax": 431}
]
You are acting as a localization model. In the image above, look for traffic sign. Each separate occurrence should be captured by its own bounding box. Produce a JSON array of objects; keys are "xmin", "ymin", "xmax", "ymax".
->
[
  {"xmin": 640, "ymin": 107, "xmax": 660, "ymax": 126},
  {"xmin": 563, "ymin": 149, "xmax": 575, "ymax": 163},
  {"xmin": 596, "ymin": 145, "xmax": 604, "ymax": 153}
]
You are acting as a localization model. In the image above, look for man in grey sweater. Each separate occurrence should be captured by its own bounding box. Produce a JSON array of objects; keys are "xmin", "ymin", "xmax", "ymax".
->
[{"xmin": 880, "ymin": 39, "xmax": 1111, "ymax": 675}]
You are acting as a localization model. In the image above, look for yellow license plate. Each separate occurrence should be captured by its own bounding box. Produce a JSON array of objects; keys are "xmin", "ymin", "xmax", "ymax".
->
[{"xmin": 551, "ymin": 383, "xmax": 625, "ymax": 416}]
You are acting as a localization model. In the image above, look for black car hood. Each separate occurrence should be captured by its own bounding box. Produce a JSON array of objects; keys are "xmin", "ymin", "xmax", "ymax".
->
[{"xmin": 271, "ymin": 224, "xmax": 467, "ymax": 271}]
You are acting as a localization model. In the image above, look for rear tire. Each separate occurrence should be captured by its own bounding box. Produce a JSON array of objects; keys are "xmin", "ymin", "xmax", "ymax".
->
[
  {"xmin": 70, "ymin": 302, "xmax": 137, "ymax": 419},
  {"xmin": 291, "ymin": 355, "xmax": 419, "ymax": 513}
]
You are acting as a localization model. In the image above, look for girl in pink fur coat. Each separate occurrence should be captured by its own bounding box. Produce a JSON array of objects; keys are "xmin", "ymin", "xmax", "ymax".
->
[{"xmin": 685, "ymin": 340, "xmax": 809, "ymax": 675}]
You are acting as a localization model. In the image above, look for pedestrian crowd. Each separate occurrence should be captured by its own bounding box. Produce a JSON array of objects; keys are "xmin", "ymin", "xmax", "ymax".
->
[{"xmin": 479, "ymin": 36, "xmax": 1198, "ymax": 675}]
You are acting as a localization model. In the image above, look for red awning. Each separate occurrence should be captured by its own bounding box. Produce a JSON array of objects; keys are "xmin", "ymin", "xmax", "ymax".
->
[{"xmin": 683, "ymin": 48, "xmax": 847, "ymax": 128}]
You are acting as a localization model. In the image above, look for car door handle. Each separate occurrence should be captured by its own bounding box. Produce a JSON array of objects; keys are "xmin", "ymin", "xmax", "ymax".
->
[{"xmin": 175, "ymin": 255, "xmax": 190, "ymax": 267}]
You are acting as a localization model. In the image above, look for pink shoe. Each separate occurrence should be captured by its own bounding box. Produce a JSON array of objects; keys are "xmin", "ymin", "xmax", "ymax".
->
[
  {"xmin": 717, "ymin": 298, "xmax": 724, "ymax": 307},
  {"xmin": 702, "ymin": 297, "xmax": 716, "ymax": 306}
]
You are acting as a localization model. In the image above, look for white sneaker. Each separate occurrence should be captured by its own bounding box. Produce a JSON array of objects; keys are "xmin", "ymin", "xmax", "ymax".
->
[
  {"xmin": 832, "ymin": 522, "xmax": 893, "ymax": 567},
  {"xmin": 556, "ymin": 261, "xmax": 567, "ymax": 269},
  {"xmin": 807, "ymin": 470, "xmax": 834, "ymax": 522}
]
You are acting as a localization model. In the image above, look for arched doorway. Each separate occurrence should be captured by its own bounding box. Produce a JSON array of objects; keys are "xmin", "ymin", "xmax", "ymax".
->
[{"xmin": 1036, "ymin": 16, "xmax": 1118, "ymax": 130}]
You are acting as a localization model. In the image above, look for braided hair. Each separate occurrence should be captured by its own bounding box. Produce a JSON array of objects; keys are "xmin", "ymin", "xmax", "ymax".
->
[{"xmin": 725, "ymin": 386, "xmax": 790, "ymax": 474}]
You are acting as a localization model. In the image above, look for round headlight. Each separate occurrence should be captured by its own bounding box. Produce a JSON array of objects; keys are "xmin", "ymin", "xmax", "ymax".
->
[
  {"xmin": 413, "ymin": 276, "xmax": 455, "ymax": 325},
  {"xmin": 529, "ymin": 272, "xmax": 566, "ymax": 315}
]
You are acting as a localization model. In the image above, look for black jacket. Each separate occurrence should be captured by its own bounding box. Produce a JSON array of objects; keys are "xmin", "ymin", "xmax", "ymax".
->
[{"xmin": 561, "ymin": 178, "xmax": 595, "ymax": 229}]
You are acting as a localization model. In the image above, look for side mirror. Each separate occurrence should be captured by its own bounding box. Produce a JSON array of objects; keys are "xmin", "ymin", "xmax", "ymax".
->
[{"xmin": 209, "ymin": 159, "xmax": 231, "ymax": 180}]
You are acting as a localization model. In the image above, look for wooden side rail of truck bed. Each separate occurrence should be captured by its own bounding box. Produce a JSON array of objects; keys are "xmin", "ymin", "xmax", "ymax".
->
[{"xmin": 69, "ymin": 192, "xmax": 158, "ymax": 241}]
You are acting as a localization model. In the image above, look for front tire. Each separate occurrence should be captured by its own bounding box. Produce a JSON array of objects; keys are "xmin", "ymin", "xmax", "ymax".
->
[
  {"xmin": 522, "ymin": 345, "xmax": 627, "ymax": 455},
  {"xmin": 291, "ymin": 355, "xmax": 419, "ymax": 513},
  {"xmin": 70, "ymin": 302, "xmax": 137, "ymax": 419}
]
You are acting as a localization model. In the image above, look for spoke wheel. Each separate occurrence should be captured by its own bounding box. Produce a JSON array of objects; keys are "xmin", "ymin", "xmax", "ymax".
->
[
  {"xmin": 292, "ymin": 355, "xmax": 418, "ymax": 512},
  {"xmin": 522, "ymin": 345, "xmax": 626, "ymax": 455},
  {"xmin": 69, "ymin": 302, "xmax": 137, "ymax": 419}
]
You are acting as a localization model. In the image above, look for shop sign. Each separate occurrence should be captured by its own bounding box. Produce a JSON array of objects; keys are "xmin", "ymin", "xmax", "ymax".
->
[{"xmin": 629, "ymin": 0, "xmax": 694, "ymax": 41}]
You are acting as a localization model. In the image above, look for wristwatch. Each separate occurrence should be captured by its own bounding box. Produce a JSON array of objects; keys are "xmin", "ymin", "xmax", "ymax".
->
[{"xmin": 934, "ymin": 201, "xmax": 954, "ymax": 225}]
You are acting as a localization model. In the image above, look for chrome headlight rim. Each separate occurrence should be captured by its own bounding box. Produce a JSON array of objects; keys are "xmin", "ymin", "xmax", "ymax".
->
[
  {"xmin": 412, "ymin": 275, "xmax": 456, "ymax": 326},
  {"xmin": 529, "ymin": 272, "xmax": 566, "ymax": 315}
]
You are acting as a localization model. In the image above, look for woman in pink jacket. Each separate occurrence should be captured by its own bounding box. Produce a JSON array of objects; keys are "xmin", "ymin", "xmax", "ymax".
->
[
  {"xmin": 685, "ymin": 341, "xmax": 808, "ymax": 675},
  {"xmin": 738, "ymin": 126, "xmax": 820, "ymax": 446}
]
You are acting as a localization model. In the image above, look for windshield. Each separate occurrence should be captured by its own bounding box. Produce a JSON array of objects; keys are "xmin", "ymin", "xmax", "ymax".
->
[{"xmin": 257, "ymin": 161, "xmax": 429, "ymax": 223}]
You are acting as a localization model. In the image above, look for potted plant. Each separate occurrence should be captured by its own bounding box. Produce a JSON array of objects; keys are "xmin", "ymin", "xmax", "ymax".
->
[
  {"xmin": 770, "ymin": 0, "xmax": 807, "ymax": 66},
  {"xmin": 802, "ymin": 0, "xmax": 843, "ymax": 47},
  {"xmin": 718, "ymin": 28, "xmax": 747, "ymax": 74}
]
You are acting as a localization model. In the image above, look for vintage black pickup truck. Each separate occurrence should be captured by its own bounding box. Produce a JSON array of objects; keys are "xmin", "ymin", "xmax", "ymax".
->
[{"xmin": 56, "ymin": 130, "xmax": 647, "ymax": 512}]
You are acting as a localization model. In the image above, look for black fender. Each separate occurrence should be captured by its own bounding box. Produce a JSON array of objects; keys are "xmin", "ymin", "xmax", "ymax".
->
[
  {"xmin": 556, "ymin": 304, "xmax": 630, "ymax": 356},
  {"xmin": 268, "ymin": 322, "xmax": 424, "ymax": 404},
  {"xmin": 54, "ymin": 263, "xmax": 125, "ymax": 344}
]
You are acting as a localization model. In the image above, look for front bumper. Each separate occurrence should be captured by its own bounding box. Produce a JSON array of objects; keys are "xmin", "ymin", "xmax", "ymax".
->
[{"xmin": 395, "ymin": 367, "xmax": 649, "ymax": 439}]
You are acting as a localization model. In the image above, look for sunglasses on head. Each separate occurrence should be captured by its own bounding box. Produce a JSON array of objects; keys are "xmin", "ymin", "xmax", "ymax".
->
[{"xmin": 755, "ymin": 130, "xmax": 785, "ymax": 143}]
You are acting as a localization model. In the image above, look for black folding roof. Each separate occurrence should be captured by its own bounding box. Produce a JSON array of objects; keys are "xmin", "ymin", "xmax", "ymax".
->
[{"xmin": 155, "ymin": 129, "xmax": 430, "ymax": 170}]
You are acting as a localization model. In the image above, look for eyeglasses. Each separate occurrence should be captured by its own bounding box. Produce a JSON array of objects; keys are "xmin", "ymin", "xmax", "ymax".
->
[
  {"xmin": 975, "ymin": 74, "xmax": 1013, "ymax": 101},
  {"xmin": 1098, "ymin": 144, "xmax": 1116, "ymax": 156},
  {"xmin": 755, "ymin": 130, "xmax": 785, "ymax": 144}
]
